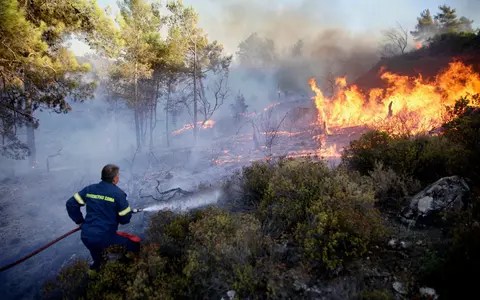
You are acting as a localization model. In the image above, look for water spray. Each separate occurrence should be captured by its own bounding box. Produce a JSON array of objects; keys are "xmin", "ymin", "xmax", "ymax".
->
[{"xmin": 142, "ymin": 189, "xmax": 222, "ymax": 212}]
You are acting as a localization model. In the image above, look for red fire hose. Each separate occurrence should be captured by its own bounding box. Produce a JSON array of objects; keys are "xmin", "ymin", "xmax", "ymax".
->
[
  {"xmin": 0, "ymin": 228, "xmax": 142, "ymax": 273},
  {"xmin": 0, "ymin": 227, "xmax": 81, "ymax": 273},
  {"xmin": 0, "ymin": 208, "xmax": 144, "ymax": 273}
]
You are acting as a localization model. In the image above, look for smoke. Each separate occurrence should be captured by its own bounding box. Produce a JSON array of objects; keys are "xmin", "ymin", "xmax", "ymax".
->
[{"xmin": 187, "ymin": 0, "xmax": 381, "ymax": 107}]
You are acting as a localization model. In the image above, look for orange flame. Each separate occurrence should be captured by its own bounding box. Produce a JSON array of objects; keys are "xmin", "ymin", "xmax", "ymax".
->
[
  {"xmin": 172, "ymin": 120, "xmax": 215, "ymax": 135},
  {"xmin": 415, "ymin": 42, "xmax": 422, "ymax": 49},
  {"xmin": 264, "ymin": 102, "xmax": 280, "ymax": 111},
  {"xmin": 309, "ymin": 61, "xmax": 480, "ymax": 136}
]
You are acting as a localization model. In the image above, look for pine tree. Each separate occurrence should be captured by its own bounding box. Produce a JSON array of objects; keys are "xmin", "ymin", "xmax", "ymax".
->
[
  {"xmin": 410, "ymin": 9, "xmax": 437, "ymax": 42},
  {"xmin": 110, "ymin": 0, "xmax": 162, "ymax": 152},
  {"xmin": 0, "ymin": 0, "xmax": 116, "ymax": 163},
  {"xmin": 458, "ymin": 16, "xmax": 475, "ymax": 33},
  {"xmin": 435, "ymin": 5, "xmax": 461, "ymax": 33}
]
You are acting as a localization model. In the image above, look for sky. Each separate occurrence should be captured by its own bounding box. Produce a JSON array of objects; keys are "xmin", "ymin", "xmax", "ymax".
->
[{"xmin": 70, "ymin": 0, "xmax": 480, "ymax": 56}]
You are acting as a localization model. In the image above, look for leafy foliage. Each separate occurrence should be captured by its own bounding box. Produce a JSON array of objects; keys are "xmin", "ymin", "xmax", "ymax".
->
[
  {"xmin": 0, "ymin": 0, "xmax": 116, "ymax": 160},
  {"xmin": 237, "ymin": 158, "xmax": 386, "ymax": 270}
]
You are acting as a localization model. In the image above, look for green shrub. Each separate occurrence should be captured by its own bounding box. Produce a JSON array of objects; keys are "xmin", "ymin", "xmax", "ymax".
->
[
  {"xmin": 242, "ymin": 158, "xmax": 385, "ymax": 270},
  {"xmin": 146, "ymin": 210, "xmax": 202, "ymax": 257},
  {"xmin": 443, "ymin": 94, "xmax": 480, "ymax": 181},
  {"xmin": 241, "ymin": 160, "xmax": 276, "ymax": 207},
  {"xmin": 342, "ymin": 130, "xmax": 468, "ymax": 184},
  {"xmin": 357, "ymin": 289, "xmax": 394, "ymax": 300},
  {"xmin": 43, "ymin": 260, "xmax": 89, "ymax": 300},
  {"xmin": 358, "ymin": 290, "xmax": 395, "ymax": 300},
  {"xmin": 341, "ymin": 131, "xmax": 393, "ymax": 175},
  {"xmin": 368, "ymin": 161, "xmax": 421, "ymax": 212},
  {"xmin": 184, "ymin": 207, "xmax": 272, "ymax": 297}
]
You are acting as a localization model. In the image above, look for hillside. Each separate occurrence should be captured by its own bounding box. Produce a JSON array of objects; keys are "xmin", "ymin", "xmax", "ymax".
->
[{"xmin": 354, "ymin": 33, "xmax": 480, "ymax": 91}]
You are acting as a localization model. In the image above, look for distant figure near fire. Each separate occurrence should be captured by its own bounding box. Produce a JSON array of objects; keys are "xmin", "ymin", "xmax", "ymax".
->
[{"xmin": 65, "ymin": 164, "xmax": 140, "ymax": 275}]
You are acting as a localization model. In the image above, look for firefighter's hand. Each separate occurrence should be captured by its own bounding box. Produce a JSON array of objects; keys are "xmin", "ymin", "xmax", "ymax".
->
[{"xmin": 77, "ymin": 222, "xmax": 83, "ymax": 228}]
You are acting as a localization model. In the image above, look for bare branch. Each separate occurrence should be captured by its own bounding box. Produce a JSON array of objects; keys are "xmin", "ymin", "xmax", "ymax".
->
[
  {"xmin": 197, "ymin": 72, "xmax": 230, "ymax": 125},
  {"xmin": 381, "ymin": 22, "xmax": 409, "ymax": 58},
  {"xmin": 46, "ymin": 148, "xmax": 62, "ymax": 172}
]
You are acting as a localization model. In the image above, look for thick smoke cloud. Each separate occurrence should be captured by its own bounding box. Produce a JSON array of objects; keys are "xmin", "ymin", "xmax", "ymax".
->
[{"xmin": 190, "ymin": 0, "xmax": 381, "ymax": 109}]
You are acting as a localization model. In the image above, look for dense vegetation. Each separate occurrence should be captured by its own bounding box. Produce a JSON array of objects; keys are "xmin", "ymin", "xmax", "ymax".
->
[{"xmin": 43, "ymin": 94, "xmax": 480, "ymax": 299}]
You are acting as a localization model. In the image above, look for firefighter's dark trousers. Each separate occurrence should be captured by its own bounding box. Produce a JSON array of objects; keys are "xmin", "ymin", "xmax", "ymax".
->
[{"xmin": 82, "ymin": 233, "xmax": 140, "ymax": 270}]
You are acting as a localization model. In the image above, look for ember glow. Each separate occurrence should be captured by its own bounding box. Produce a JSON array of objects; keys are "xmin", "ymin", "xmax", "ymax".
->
[
  {"xmin": 172, "ymin": 120, "xmax": 215, "ymax": 135},
  {"xmin": 264, "ymin": 102, "xmax": 280, "ymax": 111},
  {"xmin": 309, "ymin": 61, "xmax": 480, "ymax": 135}
]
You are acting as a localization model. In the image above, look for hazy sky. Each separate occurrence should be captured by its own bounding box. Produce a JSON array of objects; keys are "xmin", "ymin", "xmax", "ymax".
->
[{"xmin": 70, "ymin": 0, "xmax": 480, "ymax": 56}]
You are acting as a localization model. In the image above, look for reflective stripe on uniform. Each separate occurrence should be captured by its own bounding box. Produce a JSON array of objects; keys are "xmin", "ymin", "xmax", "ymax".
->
[
  {"xmin": 118, "ymin": 206, "xmax": 131, "ymax": 216},
  {"xmin": 86, "ymin": 193, "xmax": 115, "ymax": 202},
  {"xmin": 73, "ymin": 192, "xmax": 85, "ymax": 205}
]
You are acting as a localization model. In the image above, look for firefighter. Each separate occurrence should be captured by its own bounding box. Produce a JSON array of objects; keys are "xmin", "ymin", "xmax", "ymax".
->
[{"xmin": 66, "ymin": 164, "xmax": 139, "ymax": 275}]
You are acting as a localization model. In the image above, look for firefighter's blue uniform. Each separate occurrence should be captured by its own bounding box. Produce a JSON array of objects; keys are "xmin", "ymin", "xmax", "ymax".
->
[{"xmin": 66, "ymin": 180, "xmax": 139, "ymax": 270}]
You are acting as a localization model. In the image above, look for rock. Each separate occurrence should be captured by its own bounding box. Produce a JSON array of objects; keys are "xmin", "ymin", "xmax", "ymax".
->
[
  {"xmin": 227, "ymin": 290, "xmax": 236, "ymax": 299},
  {"xmin": 400, "ymin": 176, "xmax": 469, "ymax": 227},
  {"xmin": 293, "ymin": 280, "xmax": 307, "ymax": 292},
  {"xmin": 392, "ymin": 281, "xmax": 407, "ymax": 295},
  {"xmin": 400, "ymin": 241, "xmax": 410, "ymax": 249},
  {"xmin": 305, "ymin": 286, "xmax": 323, "ymax": 298},
  {"xmin": 419, "ymin": 287, "xmax": 438, "ymax": 299},
  {"xmin": 388, "ymin": 239, "xmax": 397, "ymax": 248}
]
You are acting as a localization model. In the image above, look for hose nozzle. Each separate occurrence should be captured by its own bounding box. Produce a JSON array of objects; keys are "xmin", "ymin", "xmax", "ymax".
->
[{"xmin": 132, "ymin": 208, "xmax": 144, "ymax": 214}]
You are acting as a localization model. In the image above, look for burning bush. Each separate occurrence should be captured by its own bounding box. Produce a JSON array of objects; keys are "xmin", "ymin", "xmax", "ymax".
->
[{"xmin": 342, "ymin": 94, "xmax": 480, "ymax": 185}]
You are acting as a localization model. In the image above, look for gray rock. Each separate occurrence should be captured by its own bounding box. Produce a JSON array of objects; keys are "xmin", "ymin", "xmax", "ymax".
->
[
  {"xmin": 419, "ymin": 287, "xmax": 438, "ymax": 299},
  {"xmin": 227, "ymin": 290, "xmax": 236, "ymax": 299},
  {"xmin": 393, "ymin": 281, "xmax": 407, "ymax": 295},
  {"xmin": 401, "ymin": 176, "xmax": 469, "ymax": 227},
  {"xmin": 400, "ymin": 241, "xmax": 410, "ymax": 249},
  {"xmin": 293, "ymin": 280, "xmax": 307, "ymax": 291},
  {"xmin": 388, "ymin": 239, "xmax": 397, "ymax": 248}
]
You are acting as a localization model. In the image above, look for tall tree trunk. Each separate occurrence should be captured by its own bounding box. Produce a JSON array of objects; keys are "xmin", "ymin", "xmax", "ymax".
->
[
  {"xmin": 165, "ymin": 85, "xmax": 170, "ymax": 147},
  {"xmin": 142, "ymin": 108, "xmax": 147, "ymax": 146},
  {"xmin": 1, "ymin": 119, "xmax": 15, "ymax": 177},
  {"xmin": 149, "ymin": 83, "xmax": 158, "ymax": 150},
  {"xmin": 193, "ymin": 43, "xmax": 198, "ymax": 141},
  {"xmin": 149, "ymin": 104, "xmax": 154, "ymax": 150},
  {"xmin": 24, "ymin": 80, "xmax": 37, "ymax": 168},
  {"xmin": 139, "ymin": 108, "xmax": 144, "ymax": 145},
  {"xmin": 134, "ymin": 64, "xmax": 141, "ymax": 152}
]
